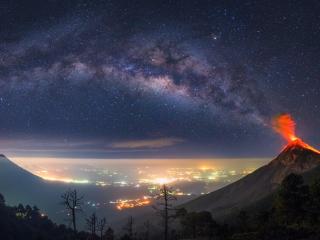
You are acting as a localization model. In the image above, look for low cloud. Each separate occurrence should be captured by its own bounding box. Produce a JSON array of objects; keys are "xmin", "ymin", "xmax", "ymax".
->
[{"xmin": 111, "ymin": 138, "xmax": 184, "ymax": 149}]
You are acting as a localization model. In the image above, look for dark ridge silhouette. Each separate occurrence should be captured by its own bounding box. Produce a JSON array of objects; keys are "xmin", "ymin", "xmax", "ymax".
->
[{"xmin": 0, "ymin": 155, "xmax": 74, "ymax": 225}]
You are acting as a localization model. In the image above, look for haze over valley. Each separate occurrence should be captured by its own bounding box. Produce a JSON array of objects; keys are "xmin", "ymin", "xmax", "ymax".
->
[{"xmin": 10, "ymin": 157, "xmax": 267, "ymax": 212}]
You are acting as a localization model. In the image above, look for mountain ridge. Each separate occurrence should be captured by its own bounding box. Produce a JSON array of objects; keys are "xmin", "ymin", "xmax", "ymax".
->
[{"xmin": 182, "ymin": 140, "xmax": 320, "ymax": 218}]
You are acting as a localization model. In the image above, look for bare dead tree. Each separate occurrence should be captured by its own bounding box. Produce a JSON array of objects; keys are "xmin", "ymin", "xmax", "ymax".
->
[
  {"xmin": 86, "ymin": 213, "xmax": 97, "ymax": 239},
  {"xmin": 105, "ymin": 227, "xmax": 114, "ymax": 240},
  {"xmin": 154, "ymin": 184, "xmax": 177, "ymax": 240},
  {"xmin": 123, "ymin": 216, "xmax": 134, "ymax": 240},
  {"xmin": 97, "ymin": 217, "xmax": 107, "ymax": 240},
  {"xmin": 143, "ymin": 220, "xmax": 150, "ymax": 240},
  {"xmin": 61, "ymin": 189, "xmax": 83, "ymax": 235}
]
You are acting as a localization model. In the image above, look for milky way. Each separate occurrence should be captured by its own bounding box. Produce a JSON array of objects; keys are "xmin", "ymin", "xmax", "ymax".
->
[{"xmin": 0, "ymin": 0, "xmax": 320, "ymax": 157}]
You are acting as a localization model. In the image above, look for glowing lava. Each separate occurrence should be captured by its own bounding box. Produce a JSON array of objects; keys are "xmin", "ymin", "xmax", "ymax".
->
[
  {"xmin": 272, "ymin": 113, "xmax": 320, "ymax": 154},
  {"xmin": 272, "ymin": 114, "xmax": 297, "ymax": 142}
]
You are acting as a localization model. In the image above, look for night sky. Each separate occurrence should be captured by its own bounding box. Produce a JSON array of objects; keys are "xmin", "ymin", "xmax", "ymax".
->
[{"xmin": 1, "ymin": 0, "xmax": 320, "ymax": 158}]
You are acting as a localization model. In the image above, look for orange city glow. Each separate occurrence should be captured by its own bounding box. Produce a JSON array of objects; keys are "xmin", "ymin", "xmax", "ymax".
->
[{"xmin": 112, "ymin": 196, "xmax": 152, "ymax": 210}]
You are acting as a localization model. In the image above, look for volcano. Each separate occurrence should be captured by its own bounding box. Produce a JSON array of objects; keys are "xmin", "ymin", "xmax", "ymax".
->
[
  {"xmin": 269, "ymin": 139, "xmax": 320, "ymax": 182},
  {"xmin": 0, "ymin": 154, "xmax": 59, "ymax": 206},
  {"xmin": 0, "ymin": 155, "xmax": 72, "ymax": 224},
  {"xmin": 182, "ymin": 138, "xmax": 320, "ymax": 218}
]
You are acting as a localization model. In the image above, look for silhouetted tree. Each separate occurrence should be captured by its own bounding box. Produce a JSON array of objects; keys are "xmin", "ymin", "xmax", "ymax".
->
[
  {"xmin": 274, "ymin": 173, "xmax": 309, "ymax": 225},
  {"xmin": 154, "ymin": 184, "xmax": 177, "ymax": 240},
  {"xmin": 0, "ymin": 192, "xmax": 87, "ymax": 240},
  {"xmin": 123, "ymin": 216, "xmax": 134, "ymax": 240},
  {"xmin": 179, "ymin": 210, "xmax": 218, "ymax": 238},
  {"xmin": 237, "ymin": 210, "xmax": 250, "ymax": 232},
  {"xmin": 0, "ymin": 193, "xmax": 5, "ymax": 206},
  {"xmin": 255, "ymin": 210, "xmax": 272, "ymax": 230},
  {"xmin": 180, "ymin": 212, "xmax": 198, "ymax": 238},
  {"xmin": 86, "ymin": 213, "xmax": 97, "ymax": 239},
  {"xmin": 170, "ymin": 229, "xmax": 178, "ymax": 240},
  {"xmin": 61, "ymin": 189, "xmax": 84, "ymax": 235},
  {"xmin": 31, "ymin": 206, "xmax": 41, "ymax": 219},
  {"xmin": 309, "ymin": 176, "xmax": 320, "ymax": 225},
  {"xmin": 143, "ymin": 220, "xmax": 150, "ymax": 240},
  {"xmin": 104, "ymin": 227, "xmax": 114, "ymax": 240},
  {"xmin": 25, "ymin": 205, "xmax": 33, "ymax": 220},
  {"xmin": 97, "ymin": 217, "xmax": 106, "ymax": 240},
  {"xmin": 15, "ymin": 204, "xmax": 26, "ymax": 219}
]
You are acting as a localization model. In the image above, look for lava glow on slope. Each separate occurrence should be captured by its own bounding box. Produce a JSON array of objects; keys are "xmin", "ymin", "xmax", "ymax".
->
[{"xmin": 272, "ymin": 113, "xmax": 320, "ymax": 154}]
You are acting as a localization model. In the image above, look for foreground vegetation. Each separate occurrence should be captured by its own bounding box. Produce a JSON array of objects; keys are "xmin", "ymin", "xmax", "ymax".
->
[{"xmin": 1, "ymin": 173, "xmax": 320, "ymax": 239}]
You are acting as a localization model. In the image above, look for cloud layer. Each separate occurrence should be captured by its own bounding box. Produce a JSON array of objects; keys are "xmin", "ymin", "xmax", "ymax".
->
[{"xmin": 111, "ymin": 138, "xmax": 184, "ymax": 149}]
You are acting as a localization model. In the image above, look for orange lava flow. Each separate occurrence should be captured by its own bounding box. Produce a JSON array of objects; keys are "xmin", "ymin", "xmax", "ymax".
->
[
  {"xmin": 272, "ymin": 113, "xmax": 320, "ymax": 154},
  {"xmin": 287, "ymin": 139, "xmax": 320, "ymax": 154}
]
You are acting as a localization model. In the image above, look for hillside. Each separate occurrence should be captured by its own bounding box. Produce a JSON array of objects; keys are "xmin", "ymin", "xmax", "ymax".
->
[
  {"xmin": 182, "ymin": 139, "xmax": 320, "ymax": 218},
  {"xmin": 0, "ymin": 155, "xmax": 77, "ymax": 224}
]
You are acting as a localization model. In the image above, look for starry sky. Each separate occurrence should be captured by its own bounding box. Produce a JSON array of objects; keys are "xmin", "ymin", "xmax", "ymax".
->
[{"xmin": 0, "ymin": 0, "xmax": 320, "ymax": 159}]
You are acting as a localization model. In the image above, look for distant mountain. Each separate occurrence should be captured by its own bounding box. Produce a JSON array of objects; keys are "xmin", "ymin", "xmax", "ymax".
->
[
  {"xmin": 0, "ymin": 155, "xmax": 64, "ymax": 218},
  {"xmin": 0, "ymin": 154, "xmax": 45, "ymax": 198},
  {"xmin": 182, "ymin": 139, "xmax": 320, "ymax": 218}
]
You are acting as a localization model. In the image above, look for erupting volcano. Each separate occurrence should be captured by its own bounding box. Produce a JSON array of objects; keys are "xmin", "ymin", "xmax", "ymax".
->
[
  {"xmin": 183, "ymin": 113, "xmax": 320, "ymax": 218},
  {"xmin": 272, "ymin": 113, "xmax": 320, "ymax": 154}
]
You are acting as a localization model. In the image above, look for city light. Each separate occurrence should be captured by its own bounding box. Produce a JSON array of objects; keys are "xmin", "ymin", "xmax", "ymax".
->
[
  {"xmin": 152, "ymin": 177, "xmax": 176, "ymax": 185},
  {"xmin": 110, "ymin": 196, "xmax": 152, "ymax": 210},
  {"xmin": 43, "ymin": 177, "xmax": 90, "ymax": 184}
]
